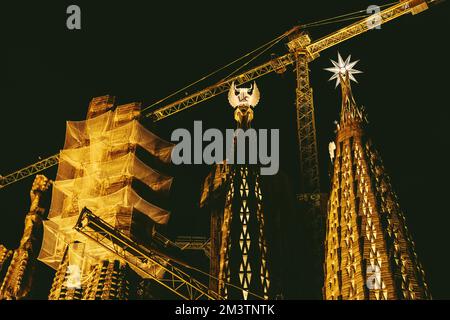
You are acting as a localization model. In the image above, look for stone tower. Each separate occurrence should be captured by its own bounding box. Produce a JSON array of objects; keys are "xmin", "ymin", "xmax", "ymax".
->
[
  {"xmin": 323, "ymin": 54, "xmax": 430, "ymax": 300},
  {"xmin": 0, "ymin": 175, "xmax": 51, "ymax": 300}
]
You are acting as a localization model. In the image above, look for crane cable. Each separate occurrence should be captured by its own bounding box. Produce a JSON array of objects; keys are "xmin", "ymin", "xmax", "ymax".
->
[{"xmin": 302, "ymin": 14, "xmax": 377, "ymax": 29}]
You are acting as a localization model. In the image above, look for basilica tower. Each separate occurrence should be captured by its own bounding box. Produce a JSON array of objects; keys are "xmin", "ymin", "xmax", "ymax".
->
[{"xmin": 323, "ymin": 54, "xmax": 430, "ymax": 300}]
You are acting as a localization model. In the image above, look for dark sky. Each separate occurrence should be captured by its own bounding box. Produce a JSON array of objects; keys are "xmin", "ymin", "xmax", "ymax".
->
[{"xmin": 1, "ymin": 0, "xmax": 449, "ymax": 299}]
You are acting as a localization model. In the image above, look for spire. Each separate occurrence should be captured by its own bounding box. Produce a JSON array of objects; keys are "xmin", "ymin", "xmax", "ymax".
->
[{"xmin": 325, "ymin": 53, "xmax": 366, "ymax": 128}]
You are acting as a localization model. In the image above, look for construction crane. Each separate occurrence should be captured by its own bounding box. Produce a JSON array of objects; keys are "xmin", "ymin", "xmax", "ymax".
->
[
  {"xmin": 0, "ymin": 0, "xmax": 433, "ymax": 192},
  {"xmin": 174, "ymin": 236, "xmax": 211, "ymax": 259}
]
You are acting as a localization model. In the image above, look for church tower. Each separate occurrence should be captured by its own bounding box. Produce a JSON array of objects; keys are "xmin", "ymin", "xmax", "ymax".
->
[
  {"xmin": 0, "ymin": 175, "xmax": 51, "ymax": 299},
  {"xmin": 323, "ymin": 54, "xmax": 430, "ymax": 300}
]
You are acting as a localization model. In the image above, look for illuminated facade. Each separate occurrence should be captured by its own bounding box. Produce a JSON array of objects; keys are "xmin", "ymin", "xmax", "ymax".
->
[
  {"xmin": 0, "ymin": 175, "xmax": 51, "ymax": 300},
  {"xmin": 323, "ymin": 54, "xmax": 430, "ymax": 300}
]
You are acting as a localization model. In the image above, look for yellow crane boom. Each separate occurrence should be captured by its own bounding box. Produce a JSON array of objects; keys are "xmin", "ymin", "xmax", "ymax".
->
[{"xmin": 303, "ymin": 0, "xmax": 429, "ymax": 59}]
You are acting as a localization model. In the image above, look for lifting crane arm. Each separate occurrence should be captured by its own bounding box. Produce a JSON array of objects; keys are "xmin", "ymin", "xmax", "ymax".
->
[{"xmin": 0, "ymin": 154, "xmax": 59, "ymax": 189}]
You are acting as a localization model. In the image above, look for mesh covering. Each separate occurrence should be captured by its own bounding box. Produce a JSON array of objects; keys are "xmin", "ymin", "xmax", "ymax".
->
[
  {"xmin": 38, "ymin": 107, "xmax": 174, "ymax": 281},
  {"xmin": 62, "ymin": 111, "xmax": 173, "ymax": 162}
]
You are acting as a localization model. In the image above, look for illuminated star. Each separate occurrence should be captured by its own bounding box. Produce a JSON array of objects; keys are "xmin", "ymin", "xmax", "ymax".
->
[{"xmin": 324, "ymin": 52, "xmax": 362, "ymax": 88}]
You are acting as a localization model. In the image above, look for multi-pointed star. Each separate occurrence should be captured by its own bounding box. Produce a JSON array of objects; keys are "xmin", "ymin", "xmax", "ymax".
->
[{"xmin": 325, "ymin": 53, "xmax": 363, "ymax": 88}]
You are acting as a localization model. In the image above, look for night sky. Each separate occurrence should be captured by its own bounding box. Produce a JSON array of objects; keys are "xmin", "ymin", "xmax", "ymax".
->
[{"xmin": 1, "ymin": 0, "xmax": 449, "ymax": 299}]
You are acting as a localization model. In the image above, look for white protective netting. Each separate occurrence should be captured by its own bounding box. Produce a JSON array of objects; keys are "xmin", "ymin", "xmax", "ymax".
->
[{"xmin": 38, "ymin": 108, "xmax": 174, "ymax": 280}]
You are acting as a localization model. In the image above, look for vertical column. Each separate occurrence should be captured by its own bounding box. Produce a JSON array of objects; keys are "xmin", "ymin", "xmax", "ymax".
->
[
  {"xmin": 295, "ymin": 52, "xmax": 320, "ymax": 194},
  {"xmin": 295, "ymin": 52, "xmax": 327, "ymax": 299}
]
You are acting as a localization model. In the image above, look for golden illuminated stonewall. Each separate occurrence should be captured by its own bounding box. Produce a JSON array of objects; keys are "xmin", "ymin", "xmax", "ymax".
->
[{"xmin": 323, "ymin": 54, "xmax": 430, "ymax": 300}]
